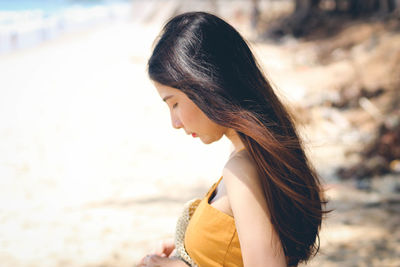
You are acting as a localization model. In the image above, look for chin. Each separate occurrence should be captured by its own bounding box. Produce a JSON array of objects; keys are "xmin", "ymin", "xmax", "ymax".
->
[
  {"xmin": 200, "ymin": 134, "xmax": 223, "ymax": 145},
  {"xmin": 200, "ymin": 138, "xmax": 213, "ymax": 145}
]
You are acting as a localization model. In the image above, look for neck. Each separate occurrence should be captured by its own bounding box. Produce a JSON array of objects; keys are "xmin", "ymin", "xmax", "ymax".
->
[{"xmin": 225, "ymin": 128, "xmax": 245, "ymax": 152}]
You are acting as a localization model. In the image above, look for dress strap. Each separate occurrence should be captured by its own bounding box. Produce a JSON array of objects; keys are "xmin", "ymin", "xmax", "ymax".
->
[
  {"xmin": 205, "ymin": 176, "xmax": 223, "ymax": 198},
  {"xmin": 215, "ymin": 176, "xmax": 223, "ymax": 188},
  {"xmin": 237, "ymin": 147, "xmax": 247, "ymax": 153}
]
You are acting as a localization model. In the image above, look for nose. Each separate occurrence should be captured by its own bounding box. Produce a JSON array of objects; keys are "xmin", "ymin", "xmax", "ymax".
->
[{"xmin": 171, "ymin": 113, "xmax": 183, "ymax": 129}]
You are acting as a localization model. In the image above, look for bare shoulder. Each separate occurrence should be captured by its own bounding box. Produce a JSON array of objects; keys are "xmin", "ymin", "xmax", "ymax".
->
[
  {"xmin": 222, "ymin": 150, "xmax": 269, "ymax": 221},
  {"xmin": 223, "ymin": 151, "xmax": 286, "ymax": 266},
  {"xmin": 223, "ymin": 150, "xmax": 260, "ymax": 189},
  {"xmin": 222, "ymin": 151, "xmax": 266, "ymax": 209}
]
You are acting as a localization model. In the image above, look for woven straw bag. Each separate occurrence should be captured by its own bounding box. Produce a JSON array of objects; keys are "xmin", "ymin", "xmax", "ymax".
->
[{"xmin": 170, "ymin": 198, "xmax": 202, "ymax": 267}]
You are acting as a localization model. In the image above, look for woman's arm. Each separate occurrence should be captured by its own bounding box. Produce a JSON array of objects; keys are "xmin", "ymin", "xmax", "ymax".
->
[{"xmin": 223, "ymin": 158, "xmax": 287, "ymax": 267}]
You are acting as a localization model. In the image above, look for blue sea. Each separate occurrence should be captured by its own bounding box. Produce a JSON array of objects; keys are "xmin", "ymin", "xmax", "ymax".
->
[
  {"xmin": 0, "ymin": 0, "xmax": 133, "ymax": 54},
  {"xmin": 0, "ymin": 0, "xmax": 131, "ymax": 13}
]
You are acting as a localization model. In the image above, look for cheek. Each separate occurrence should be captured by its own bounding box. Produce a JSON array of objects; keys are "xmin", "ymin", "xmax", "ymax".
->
[{"xmin": 179, "ymin": 104, "xmax": 201, "ymax": 125}]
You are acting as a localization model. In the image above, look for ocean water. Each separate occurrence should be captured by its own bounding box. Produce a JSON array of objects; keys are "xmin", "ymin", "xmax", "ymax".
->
[
  {"xmin": 0, "ymin": 0, "xmax": 131, "ymax": 13},
  {"xmin": 0, "ymin": 0, "xmax": 132, "ymax": 54}
]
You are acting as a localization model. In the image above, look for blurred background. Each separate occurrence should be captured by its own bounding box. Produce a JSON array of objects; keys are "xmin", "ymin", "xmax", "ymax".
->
[{"xmin": 0, "ymin": 0, "xmax": 399, "ymax": 266}]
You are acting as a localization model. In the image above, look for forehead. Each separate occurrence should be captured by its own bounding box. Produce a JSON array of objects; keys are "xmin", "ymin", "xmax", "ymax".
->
[{"xmin": 152, "ymin": 81, "xmax": 181, "ymax": 97}]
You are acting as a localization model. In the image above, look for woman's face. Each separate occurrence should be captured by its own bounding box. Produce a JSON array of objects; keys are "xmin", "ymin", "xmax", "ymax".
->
[{"xmin": 153, "ymin": 81, "xmax": 227, "ymax": 144}]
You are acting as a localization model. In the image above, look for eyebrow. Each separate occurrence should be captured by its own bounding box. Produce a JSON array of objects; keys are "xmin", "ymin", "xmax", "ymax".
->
[{"xmin": 162, "ymin": 95, "xmax": 174, "ymax": 102}]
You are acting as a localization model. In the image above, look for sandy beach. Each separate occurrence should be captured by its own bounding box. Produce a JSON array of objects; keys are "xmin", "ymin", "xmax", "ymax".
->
[
  {"xmin": 0, "ymin": 1, "xmax": 239, "ymax": 266},
  {"xmin": 1, "ymin": 1, "xmax": 399, "ymax": 267}
]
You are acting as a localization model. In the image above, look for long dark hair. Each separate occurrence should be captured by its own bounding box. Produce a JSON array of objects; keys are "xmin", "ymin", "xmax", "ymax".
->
[{"xmin": 147, "ymin": 11, "xmax": 327, "ymax": 266}]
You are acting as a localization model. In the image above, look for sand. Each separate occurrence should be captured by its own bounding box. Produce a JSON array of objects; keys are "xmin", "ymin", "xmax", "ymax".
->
[
  {"xmin": 1, "ymin": 1, "xmax": 398, "ymax": 267},
  {"xmin": 0, "ymin": 1, "xmax": 234, "ymax": 266}
]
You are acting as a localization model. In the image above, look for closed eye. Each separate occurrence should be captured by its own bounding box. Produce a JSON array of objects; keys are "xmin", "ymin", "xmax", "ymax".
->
[{"xmin": 173, "ymin": 103, "xmax": 178, "ymax": 109}]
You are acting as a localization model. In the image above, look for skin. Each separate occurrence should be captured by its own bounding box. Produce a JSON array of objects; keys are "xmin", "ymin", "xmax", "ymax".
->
[
  {"xmin": 137, "ymin": 82, "xmax": 287, "ymax": 267},
  {"xmin": 151, "ymin": 81, "xmax": 243, "ymax": 147}
]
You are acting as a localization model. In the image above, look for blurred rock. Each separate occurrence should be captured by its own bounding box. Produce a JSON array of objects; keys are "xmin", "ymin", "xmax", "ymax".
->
[
  {"xmin": 371, "ymin": 174, "xmax": 400, "ymax": 194},
  {"xmin": 390, "ymin": 159, "xmax": 400, "ymax": 173}
]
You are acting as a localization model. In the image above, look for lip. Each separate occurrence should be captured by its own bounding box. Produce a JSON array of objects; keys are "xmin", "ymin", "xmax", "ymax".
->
[{"xmin": 192, "ymin": 133, "xmax": 197, "ymax": 137}]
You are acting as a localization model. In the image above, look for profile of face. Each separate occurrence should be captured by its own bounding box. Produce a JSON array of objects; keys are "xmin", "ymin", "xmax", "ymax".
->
[{"xmin": 153, "ymin": 81, "xmax": 228, "ymax": 144}]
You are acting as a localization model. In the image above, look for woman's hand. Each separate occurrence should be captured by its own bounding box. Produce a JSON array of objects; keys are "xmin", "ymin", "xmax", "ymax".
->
[
  {"xmin": 137, "ymin": 239, "xmax": 188, "ymax": 266},
  {"xmin": 137, "ymin": 254, "xmax": 189, "ymax": 267},
  {"xmin": 152, "ymin": 238, "xmax": 175, "ymax": 257}
]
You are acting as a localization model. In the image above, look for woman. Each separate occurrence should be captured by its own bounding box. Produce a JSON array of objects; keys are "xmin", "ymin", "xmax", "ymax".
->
[{"xmin": 139, "ymin": 11, "xmax": 327, "ymax": 267}]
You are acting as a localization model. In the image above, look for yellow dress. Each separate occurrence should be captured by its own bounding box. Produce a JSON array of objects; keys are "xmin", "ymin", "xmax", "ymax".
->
[{"xmin": 184, "ymin": 176, "xmax": 244, "ymax": 267}]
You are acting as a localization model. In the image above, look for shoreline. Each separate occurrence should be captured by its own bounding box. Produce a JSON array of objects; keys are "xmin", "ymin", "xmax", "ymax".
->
[{"xmin": 0, "ymin": 1, "xmax": 132, "ymax": 55}]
